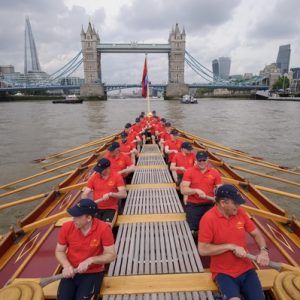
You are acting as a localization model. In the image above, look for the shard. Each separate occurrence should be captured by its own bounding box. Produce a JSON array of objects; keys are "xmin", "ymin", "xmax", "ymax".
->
[{"xmin": 24, "ymin": 17, "xmax": 41, "ymax": 74}]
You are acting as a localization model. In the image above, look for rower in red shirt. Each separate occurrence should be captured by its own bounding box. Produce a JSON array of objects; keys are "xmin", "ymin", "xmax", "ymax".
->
[
  {"xmin": 158, "ymin": 121, "xmax": 172, "ymax": 151},
  {"xmin": 123, "ymin": 122, "xmax": 142, "ymax": 152},
  {"xmin": 181, "ymin": 151, "xmax": 222, "ymax": 235},
  {"xmin": 198, "ymin": 184, "xmax": 269, "ymax": 300},
  {"xmin": 119, "ymin": 132, "xmax": 138, "ymax": 165},
  {"xmin": 81, "ymin": 158, "xmax": 127, "ymax": 225},
  {"xmin": 164, "ymin": 129, "xmax": 183, "ymax": 163},
  {"xmin": 170, "ymin": 142, "xmax": 196, "ymax": 185},
  {"xmin": 55, "ymin": 198, "xmax": 116, "ymax": 300},
  {"xmin": 105, "ymin": 142, "xmax": 135, "ymax": 178}
]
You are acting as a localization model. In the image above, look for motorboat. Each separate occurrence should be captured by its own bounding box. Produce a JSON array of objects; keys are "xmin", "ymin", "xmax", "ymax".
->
[
  {"xmin": 181, "ymin": 94, "xmax": 198, "ymax": 104},
  {"xmin": 52, "ymin": 94, "xmax": 83, "ymax": 104}
]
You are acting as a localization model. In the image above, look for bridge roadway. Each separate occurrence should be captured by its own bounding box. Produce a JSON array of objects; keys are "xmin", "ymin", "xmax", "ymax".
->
[{"xmin": 0, "ymin": 83, "xmax": 268, "ymax": 93}]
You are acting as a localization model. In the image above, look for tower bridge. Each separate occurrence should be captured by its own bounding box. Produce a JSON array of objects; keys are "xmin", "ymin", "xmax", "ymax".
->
[
  {"xmin": 0, "ymin": 21, "xmax": 269, "ymax": 96},
  {"xmin": 80, "ymin": 23, "xmax": 188, "ymax": 99}
]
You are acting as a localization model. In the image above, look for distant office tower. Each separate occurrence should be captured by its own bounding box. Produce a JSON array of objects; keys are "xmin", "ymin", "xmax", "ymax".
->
[
  {"xmin": 212, "ymin": 59, "xmax": 219, "ymax": 81},
  {"xmin": 276, "ymin": 44, "xmax": 291, "ymax": 75},
  {"xmin": 24, "ymin": 17, "xmax": 41, "ymax": 74},
  {"xmin": 291, "ymin": 68, "xmax": 300, "ymax": 79},
  {"xmin": 218, "ymin": 57, "xmax": 231, "ymax": 79}
]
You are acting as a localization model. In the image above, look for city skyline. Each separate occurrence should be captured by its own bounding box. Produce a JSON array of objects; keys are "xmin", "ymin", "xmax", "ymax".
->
[{"xmin": 0, "ymin": 0, "xmax": 300, "ymax": 84}]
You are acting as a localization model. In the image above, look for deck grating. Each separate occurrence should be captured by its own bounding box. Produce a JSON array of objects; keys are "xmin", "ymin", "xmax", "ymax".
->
[
  {"xmin": 123, "ymin": 188, "xmax": 183, "ymax": 215},
  {"xmin": 104, "ymin": 144, "xmax": 213, "ymax": 300},
  {"xmin": 131, "ymin": 169, "xmax": 173, "ymax": 184}
]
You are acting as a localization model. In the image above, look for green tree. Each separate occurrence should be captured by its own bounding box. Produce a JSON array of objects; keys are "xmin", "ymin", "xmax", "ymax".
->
[
  {"xmin": 272, "ymin": 76, "xmax": 290, "ymax": 90},
  {"xmin": 195, "ymin": 87, "xmax": 213, "ymax": 96}
]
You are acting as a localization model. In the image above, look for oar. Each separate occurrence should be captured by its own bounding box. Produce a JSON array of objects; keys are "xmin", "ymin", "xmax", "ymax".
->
[
  {"xmin": 180, "ymin": 130, "xmax": 291, "ymax": 169},
  {"xmin": 216, "ymin": 152, "xmax": 300, "ymax": 176},
  {"xmin": 193, "ymin": 140, "xmax": 284, "ymax": 169},
  {"xmin": 40, "ymin": 268, "xmax": 79, "ymax": 287},
  {"xmin": 222, "ymin": 177, "xmax": 300, "ymax": 200},
  {"xmin": 20, "ymin": 210, "xmax": 69, "ymax": 233},
  {"xmin": 0, "ymin": 157, "xmax": 89, "ymax": 190},
  {"xmin": 0, "ymin": 182, "xmax": 87, "ymax": 211},
  {"xmin": 33, "ymin": 133, "xmax": 116, "ymax": 163},
  {"xmin": 42, "ymin": 147, "xmax": 99, "ymax": 169},
  {"xmin": 0, "ymin": 170, "xmax": 73, "ymax": 198},
  {"xmin": 204, "ymin": 196, "xmax": 291, "ymax": 223},
  {"xmin": 246, "ymin": 253, "xmax": 300, "ymax": 273},
  {"xmin": 229, "ymin": 165, "xmax": 300, "ymax": 188}
]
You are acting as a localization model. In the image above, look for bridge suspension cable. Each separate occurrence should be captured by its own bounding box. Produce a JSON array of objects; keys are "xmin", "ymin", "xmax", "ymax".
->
[
  {"xmin": 50, "ymin": 51, "xmax": 82, "ymax": 81},
  {"xmin": 185, "ymin": 58, "xmax": 213, "ymax": 82},
  {"xmin": 185, "ymin": 50, "xmax": 228, "ymax": 84}
]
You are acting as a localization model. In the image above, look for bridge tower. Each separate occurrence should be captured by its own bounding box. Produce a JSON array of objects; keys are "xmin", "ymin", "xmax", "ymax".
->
[
  {"xmin": 166, "ymin": 23, "xmax": 188, "ymax": 99},
  {"xmin": 80, "ymin": 22, "xmax": 106, "ymax": 99}
]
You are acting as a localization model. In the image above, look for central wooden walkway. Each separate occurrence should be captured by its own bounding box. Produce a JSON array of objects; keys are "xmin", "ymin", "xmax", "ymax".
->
[{"xmin": 103, "ymin": 144, "xmax": 213, "ymax": 300}]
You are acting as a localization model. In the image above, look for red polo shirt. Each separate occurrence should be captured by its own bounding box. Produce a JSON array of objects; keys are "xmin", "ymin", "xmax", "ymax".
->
[
  {"xmin": 119, "ymin": 140, "xmax": 135, "ymax": 156},
  {"xmin": 182, "ymin": 165, "xmax": 222, "ymax": 204},
  {"xmin": 198, "ymin": 206, "xmax": 256, "ymax": 279},
  {"xmin": 58, "ymin": 219, "xmax": 114, "ymax": 273},
  {"xmin": 87, "ymin": 171, "xmax": 125, "ymax": 210},
  {"xmin": 164, "ymin": 139, "xmax": 183, "ymax": 162},
  {"xmin": 171, "ymin": 152, "xmax": 196, "ymax": 174},
  {"xmin": 106, "ymin": 152, "xmax": 133, "ymax": 174},
  {"xmin": 159, "ymin": 131, "xmax": 171, "ymax": 142},
  {"xmin": 127, "ymin": 130, "xmax": 138, "ymax": 143}
]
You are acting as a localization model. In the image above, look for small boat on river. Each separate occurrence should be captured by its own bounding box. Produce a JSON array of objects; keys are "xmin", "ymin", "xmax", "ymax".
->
[
  {"xmin": 181, "ymin": 94, "xmax": 198, "ymax": 104},
  {"xmin": 255, "ymin": 90, "xmax": 300, "ymax": 101},
  {"xmin": 0, "ymin": 114, "xmax": 299, "ymax": 299},
  {"xmin": 52, "ymin": 94, "xmax": 83, "ymax": 104}
]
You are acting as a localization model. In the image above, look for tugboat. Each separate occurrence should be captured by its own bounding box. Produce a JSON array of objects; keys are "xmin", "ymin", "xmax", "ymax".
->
[{"xmin": 52, "ymin": 94, "xmax": 83, "ymax": 104}]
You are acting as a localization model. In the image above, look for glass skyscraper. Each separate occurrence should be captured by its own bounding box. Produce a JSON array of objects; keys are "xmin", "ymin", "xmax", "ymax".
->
[
  {"xmin": 212, "ymin": 59, "xmax": 219, "ymax": 81},
  {"xmin": 218, "ymin": 57, "xmax": 231, "ymax": 80},
  {"xmin": 276, "ymin": 44, "xmax": 291, "ymax": 75}
]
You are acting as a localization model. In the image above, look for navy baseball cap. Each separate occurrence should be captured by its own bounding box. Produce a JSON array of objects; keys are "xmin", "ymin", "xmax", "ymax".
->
[
  {"xmin": 181, "ymin": 142, "xmax": 193, "ymax": 151},
  {"xmin": 94, "ymin": 158, "xmax": 111, "ymax": 173},
  {"xmin": 121, "ymin": 132, "xmax": 128, "ymax": 139},
  {"xmin": 135, "ymin": 117, "xmax": 140, "ymax": 122},
  {"xmin": 165, "ymin": 122, "xmax": 171, "ymax": 127},
  {"xmin": 67, "ymin": 199, "xmax": 97, "ymax": 217},
  {"xmin": 196, "ymin": 151, "xmax": 208, "ymax": 161},
  {"xmin": 124, "ymin": 123, "xmax": 131, "ymax": 129},
  {"xmin": 170, "ymin": 129, "xmax": 179, "ymax": 136},
  {"xmin": 108, "ymin": 141, "xmax": 120, "ymax": 152},
  {"xmin": 216, "ymin": 184, "xmax": 245, "ymax": 204},
  {"xmin": 161, "ymin": 118, "xmax": 166, "ymax": 123}
]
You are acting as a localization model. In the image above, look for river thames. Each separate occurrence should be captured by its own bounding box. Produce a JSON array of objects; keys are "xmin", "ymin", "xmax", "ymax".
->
[{"xmin": 0, "ymin": 98, "xmax": 299, "ymax": 234}]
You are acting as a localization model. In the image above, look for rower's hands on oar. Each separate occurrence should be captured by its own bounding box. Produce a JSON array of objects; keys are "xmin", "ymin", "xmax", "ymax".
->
[
  {"xmin": 77, "ymin": 257, "xmax": 93, "ymax": 273},
  {"xmin": 62, "ymin": 265, "xmax": 76, "ymax": 278},
  {"xmin": 255, "ymin": 250, "xmax": 270, "ymax": 267},
  {"xmin": 195, "ymin": 189, "xmax": 206, "ymax": 199},
  {"xmin": 232, "ymin": 245, "xmax": 247, "ymax": 258}
]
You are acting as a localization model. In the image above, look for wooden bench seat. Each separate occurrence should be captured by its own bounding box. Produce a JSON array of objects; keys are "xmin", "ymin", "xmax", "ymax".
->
[{"xmin": 11, "ymin": 269, "xmax": 278, "ymax": 299}]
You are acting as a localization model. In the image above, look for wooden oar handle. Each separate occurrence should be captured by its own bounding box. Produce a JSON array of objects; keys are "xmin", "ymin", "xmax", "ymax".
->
[
  {"xmin": 40, "ymin": 268, "xmax": 78, "ymax": 287},
  {"xmin": 246, "ymin": 253, "xmax": 281, "ymax": 271}
]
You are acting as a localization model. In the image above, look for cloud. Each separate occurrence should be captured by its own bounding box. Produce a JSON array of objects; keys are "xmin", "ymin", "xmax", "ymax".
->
[
  {"xmin": 117, "ymin": 0, "xmax": 240, "ymax": 36},
  {"xmin": 0, "ymin": 0, "xmax": 105, "ymax": 74},
  {"xmin": 0, "ymin": 0, "xmax": 300, "ymax": 84},
  {"xmin": 247, "ymin": 0, "xmax": 300, "ymax": 40}
]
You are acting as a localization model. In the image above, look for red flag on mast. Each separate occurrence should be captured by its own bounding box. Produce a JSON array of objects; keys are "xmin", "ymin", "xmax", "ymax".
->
[{"xmin": 141, "ymin": 56, "xmax": 148, "ymax": 98}]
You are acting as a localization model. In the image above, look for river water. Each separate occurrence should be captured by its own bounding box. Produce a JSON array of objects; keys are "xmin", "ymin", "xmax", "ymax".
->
[{"xmin": 0, "ymin": 98, "xmax": 299, "ymax": 234}]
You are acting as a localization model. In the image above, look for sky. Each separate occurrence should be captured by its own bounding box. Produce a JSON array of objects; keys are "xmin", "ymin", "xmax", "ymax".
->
[{"xmin": 0, "ymin": 0, "xmax": 300, "ymax": 84}]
